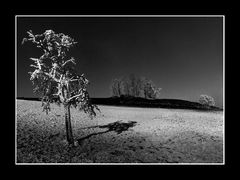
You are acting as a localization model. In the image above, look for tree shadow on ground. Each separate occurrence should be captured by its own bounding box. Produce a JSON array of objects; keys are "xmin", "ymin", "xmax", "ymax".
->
[{"xmin": 77, "ymin": 121, "xmax": 137, "ymax": 144}]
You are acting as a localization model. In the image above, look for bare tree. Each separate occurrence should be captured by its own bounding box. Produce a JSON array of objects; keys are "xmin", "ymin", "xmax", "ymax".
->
[
  {"xmin": 141, "ymin": 78, "xmax": 161, "ymax": 99},
  {"xmin": 128, "ymin": 73, "xmax": 142, "ymax": 97},
  {"xmin": 110, "ymin": 78, "xmax": 122, "ymax": 97},
  {"xmin": 121, "ymin": 75, "xmax": 131, "ymax": 97},
  {"xmin": 135, "ymin": 77, "xmax": 142, "ymax": 97},
  {"xmin": 22, "ymin": 30, "xmax": 99, "ymax": 146}
]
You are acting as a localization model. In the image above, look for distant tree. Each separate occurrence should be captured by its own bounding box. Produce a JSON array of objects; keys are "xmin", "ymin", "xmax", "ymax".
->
[
  {"xmin": 199, "ymin": 94, "xmax": 215, "ymax": 108},
  {"xmin": 135, "ymin": 76, "xmax": 143, "ymax": 97},
  {"xmin": 110, "ymin": 78, "xmax": 122, "ymax": 97},
  {"xmin": 121, "ymin": 75, "xmax": 131, "ymax": 97},
  {"xmin": 128, "ymin": 73, "xmax": 143, "ymax": 97},
  {"xmin": 22, "ymin": 30, "xmax": 99, "ymax": 146},
  {"xmin": 141, "ymin": 78, "xmax": 161, "ymax": 99}
]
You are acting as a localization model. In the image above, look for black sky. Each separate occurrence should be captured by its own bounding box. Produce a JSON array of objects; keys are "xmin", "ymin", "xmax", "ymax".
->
[{"xmin": 17, "ymin": 16, "xmax": 223, "ymax": 107}]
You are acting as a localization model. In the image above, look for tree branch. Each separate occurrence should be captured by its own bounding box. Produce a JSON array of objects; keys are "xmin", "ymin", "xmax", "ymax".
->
[
  {"xmin": 43, "ymin": 72, "xmax": 60, "ymax": 83},
  {"xmin": 30, "ymin": 65, "xmax": 40, "ymax": 69},
  {"xmin": 30, "ymin": 58, "xmax": 44, "ymax": 70},
  {"xmin": 69, "ymin": 79, "xmax": 80, "ymax": 82},
  {"xmin": 62, "ymin": 57, "xmax": 76, "ymax": 67},
  {"xmin": 66, "ymin": 93, "xmax": 82, "ymax": 102}
]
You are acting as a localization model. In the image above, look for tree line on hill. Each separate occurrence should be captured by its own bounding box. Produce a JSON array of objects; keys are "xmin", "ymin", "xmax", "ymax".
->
[
  {"xmin": 110, "ymin": 74, "xmax": 162, "ymax": 99},
  {"xmin": 109, "ymin": 74, "xmax": 217, "ymax": 109}
]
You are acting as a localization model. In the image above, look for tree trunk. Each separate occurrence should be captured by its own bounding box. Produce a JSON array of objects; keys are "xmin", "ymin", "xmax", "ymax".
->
[{"xmin": 64, "ymin": 104, "xmax": 74, "ymax": 145}]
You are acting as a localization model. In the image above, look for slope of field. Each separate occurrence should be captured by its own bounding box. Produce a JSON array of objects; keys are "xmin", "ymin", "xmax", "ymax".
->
[{"xmin": 16, "ymin": 100, "xmax": 224, "ymax": 164}]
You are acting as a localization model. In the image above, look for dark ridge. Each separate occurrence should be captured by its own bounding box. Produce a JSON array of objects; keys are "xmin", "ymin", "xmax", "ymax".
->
[
  {"xmin": 16, "ymin": 96, "xmax": 223, "ymax": 111},
  {"xmin": 17, "ymin": 97, "xmax": 41, "ymax": 101},
  {"xmin": 90, "ymin": 96, "xmax": 223, "ymax": 111}
]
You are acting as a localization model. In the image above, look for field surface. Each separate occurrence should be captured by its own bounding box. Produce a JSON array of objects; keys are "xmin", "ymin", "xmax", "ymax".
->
[{"xmin": 16, "ymin": 100, "xmax": 224, "ymax": 164}]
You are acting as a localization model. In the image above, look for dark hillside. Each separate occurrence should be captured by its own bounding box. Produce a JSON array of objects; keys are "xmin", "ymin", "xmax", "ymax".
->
[
  {"xmin": 90, "ymin": 96, "xmax": 222, "ymax": 111},
  {"xmin": 17, "ymin": 96, "xmax": 222, "ymax": 111}
]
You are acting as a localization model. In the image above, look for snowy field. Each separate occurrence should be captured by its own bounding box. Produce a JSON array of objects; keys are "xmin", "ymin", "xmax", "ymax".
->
[{"xmin": 16, "ymin": 99, "xmax": 224, "ymax": 164}]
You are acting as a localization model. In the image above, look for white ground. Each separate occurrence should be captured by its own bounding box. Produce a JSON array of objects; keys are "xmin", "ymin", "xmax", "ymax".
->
[{"xmin": 16, "ymin": 100, "xmax": 224, "ymax": 164}]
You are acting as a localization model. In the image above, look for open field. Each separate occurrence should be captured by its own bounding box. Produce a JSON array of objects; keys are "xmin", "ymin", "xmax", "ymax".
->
[{"xmin": 16, "ymin": 99, "xmax": 224, "ymax": 164}]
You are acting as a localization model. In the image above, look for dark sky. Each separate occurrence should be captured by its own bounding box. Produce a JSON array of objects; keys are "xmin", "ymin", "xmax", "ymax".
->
[{"xmin": 17, "ymin": 16, "xmax": 223, "ymax": 107}]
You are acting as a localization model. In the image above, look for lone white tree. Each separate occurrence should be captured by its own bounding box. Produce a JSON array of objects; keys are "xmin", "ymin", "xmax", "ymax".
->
[
  {"xmin": 199, "ymin": 94, "xmax": 215, "ymax": 108},
  {"xmin": 22, "ymin": 30, "xmax": 99, "ymax": 146}
]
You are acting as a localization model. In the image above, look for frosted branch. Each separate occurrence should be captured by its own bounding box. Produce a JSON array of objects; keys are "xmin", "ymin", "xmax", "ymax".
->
[
  {"xmin": 62, "ymin": 57, "xmax": 76, "ymax": 67},
  {"xmin": 30, "ymin": 58, "xmax": 44, "ymax": 70},
  {"xmin": 43, "ymin": 72, "xmax": 60, "ymax": 83},
  {"xmin": 66, "ymin": 93, "xmax": 82, "ymax": 102}
]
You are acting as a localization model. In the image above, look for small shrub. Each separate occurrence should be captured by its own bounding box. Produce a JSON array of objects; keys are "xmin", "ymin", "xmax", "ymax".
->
[{"xmin": 199, "ymin": 95, "xmax": 215, "ymax": 108}]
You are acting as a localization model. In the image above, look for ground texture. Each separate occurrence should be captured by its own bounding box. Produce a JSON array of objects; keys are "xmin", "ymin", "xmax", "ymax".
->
[{"xmin": 16, "ymin": 100, "xmax": 223, "ymax": 164}]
